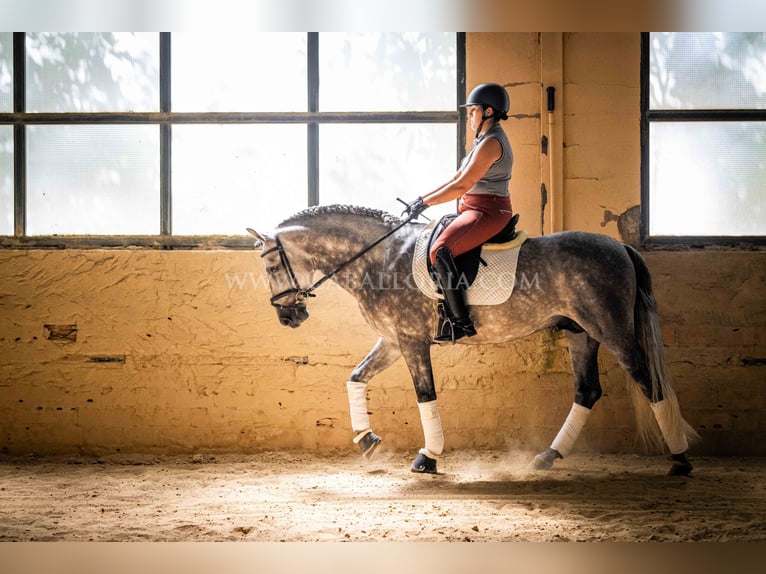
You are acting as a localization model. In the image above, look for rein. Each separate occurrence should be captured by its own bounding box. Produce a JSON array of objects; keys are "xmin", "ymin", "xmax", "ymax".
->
[{"xmin": 262, "ymin": 213, "xmax": 418, "ymax": 309}]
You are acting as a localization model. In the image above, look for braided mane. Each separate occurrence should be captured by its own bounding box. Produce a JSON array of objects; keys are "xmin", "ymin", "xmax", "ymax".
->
[{"xmin": 278, "ymin": 204, "xmax": 401, "ymax": 228}]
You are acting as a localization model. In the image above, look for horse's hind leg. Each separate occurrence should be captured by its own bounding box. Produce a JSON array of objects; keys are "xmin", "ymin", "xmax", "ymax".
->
[
  {"xmin": 347, "ymin": 337, "xmax": 402, "ymax": 461},
  {"xmin": 531, "ymin": 330, "xmax": 602, "ymax": 470},
  {"xmin": 609, "ymin": 339, "xmax": 695, "ymax": 476}
]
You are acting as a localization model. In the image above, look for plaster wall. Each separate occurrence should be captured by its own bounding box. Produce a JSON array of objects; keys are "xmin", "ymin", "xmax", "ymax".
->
[{"xmin": 1, "ymin": 33, "xmax": 764, "ymax": 456}]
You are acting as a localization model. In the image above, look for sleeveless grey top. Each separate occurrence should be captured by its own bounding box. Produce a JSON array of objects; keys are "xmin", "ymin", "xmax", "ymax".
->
[{"xmin": 459, "ymin": 124, "xmax": 513, "ymax": 197}]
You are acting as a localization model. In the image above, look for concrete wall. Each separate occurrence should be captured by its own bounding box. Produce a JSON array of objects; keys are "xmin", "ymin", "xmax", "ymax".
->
[{"xmin": 1, "ymin": 33, "xmax": 764, "ymax": 456}]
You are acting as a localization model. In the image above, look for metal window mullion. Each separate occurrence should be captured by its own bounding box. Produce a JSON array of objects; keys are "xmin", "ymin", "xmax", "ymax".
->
[
  {"xmin": 12, "ymin": 125, "xmax": 24, "ymax": 237},
  {"xmin": 456, "ymin": 32, "xmax": 466, "ymax": 170},
  {"xmin": 307, "ymin": 32, "xmax": 319, "ymax": 207},
  {"xmin": 0, "ymin": 111, "xmax": 457, "ymax": 124},
  {"xmin": 640, "ymin": 32, "xmax": 650, "ymax": 244},
  {"xmin": 647, "ymin": 109, "xmax": 766, "ymax": 122},
  {"xmin": 160, "ymin": 32, "xmax": 171, "ymax": 236},
  {"xmin": 13, "ymin": 33, "xmax": 25, "ymax": 237}
]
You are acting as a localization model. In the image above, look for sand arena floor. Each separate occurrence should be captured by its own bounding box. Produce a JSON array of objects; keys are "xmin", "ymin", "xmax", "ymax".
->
[{"xmin": 0, "ymin": 450, "xmax": 764, "ymax": 543}]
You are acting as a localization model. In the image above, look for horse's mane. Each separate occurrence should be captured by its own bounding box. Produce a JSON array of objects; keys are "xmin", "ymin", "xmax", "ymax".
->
[{"xmin": 278, "ymin": 204, "xmax": 401, "ymax": 228}]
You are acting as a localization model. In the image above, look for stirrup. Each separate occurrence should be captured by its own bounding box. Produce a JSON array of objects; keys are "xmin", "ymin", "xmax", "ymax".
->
[
  {"xmin": 434, "ymin": 304, "xmax": 475, "ymax": 344},
  {"xmin": 434, "ymin": 312, "xmax": 456, "ymax": 343},
  {"xmin": 434, "ymin": 319, "xmax": 476, "ymax": 344}
]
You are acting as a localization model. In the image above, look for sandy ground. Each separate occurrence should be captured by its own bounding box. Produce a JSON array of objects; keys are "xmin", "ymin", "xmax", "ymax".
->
[{"xmin": 0, "ymin": 449, "xmax": 765, "ymax": 543}]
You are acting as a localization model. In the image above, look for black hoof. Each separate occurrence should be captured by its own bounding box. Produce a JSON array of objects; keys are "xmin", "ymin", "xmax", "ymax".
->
[
  {"xmin": 411, "ymin": 452, "xmax": 438, "ymax": 474},
  {"xmin": 668, "ymin": 453, "xmax": 693, "ymax": 476},
  {"xmin": 353, "ymin": 430, "xmax": 382, "ymax": 461},
  {"xmin": 528, "ymin": 448, "xmax": 562, "ymax": 471}
]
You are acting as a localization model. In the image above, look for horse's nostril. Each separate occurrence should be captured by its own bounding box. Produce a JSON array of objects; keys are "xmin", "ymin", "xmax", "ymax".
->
[{"xmin": 280, "ymin": 317, "xmax": 293, "ymax": 327}]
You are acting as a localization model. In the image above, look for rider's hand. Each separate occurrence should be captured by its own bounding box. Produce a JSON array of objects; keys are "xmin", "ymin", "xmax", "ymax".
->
[{"xmin": 401, "ymin": 196, "xmax": 428, "ymax": 220}]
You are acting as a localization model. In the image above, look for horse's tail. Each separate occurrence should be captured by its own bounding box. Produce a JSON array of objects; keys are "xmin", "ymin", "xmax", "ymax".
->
[{"xmin": 623, "ymin": 245, "xmax": 699, "ymax": 452}]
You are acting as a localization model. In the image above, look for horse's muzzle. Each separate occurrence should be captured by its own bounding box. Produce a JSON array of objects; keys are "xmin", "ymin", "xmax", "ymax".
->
[{"xmin": 276, "ymin": 306, "xmax": 309, "ymax": 328}]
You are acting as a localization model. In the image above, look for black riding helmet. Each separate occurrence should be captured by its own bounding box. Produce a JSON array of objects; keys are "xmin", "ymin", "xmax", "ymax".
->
[
  {"xmin": 461, "ymin": 83, "xmax": 510, "ymax": 120},
  {"xmin": 461, "ymin": 83, "xmax": 509, "ymax": 139}
]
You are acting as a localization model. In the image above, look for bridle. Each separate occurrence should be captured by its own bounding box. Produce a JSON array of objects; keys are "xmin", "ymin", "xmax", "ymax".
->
[
  {"xmin": 261, "ymin": 236, "xmax": 312, "ymax": 309},
  {"xmin": 260, "ymin": 210, "xmax": 421, "ymax": 311}
]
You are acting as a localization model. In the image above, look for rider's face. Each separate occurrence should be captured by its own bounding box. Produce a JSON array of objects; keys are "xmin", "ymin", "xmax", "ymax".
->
[{"xmin": 467, "ymin": 105, "xmax": 488, "ymax": 132}]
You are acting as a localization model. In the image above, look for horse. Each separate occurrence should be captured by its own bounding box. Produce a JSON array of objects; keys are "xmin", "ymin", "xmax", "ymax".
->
[{"xmin": 247, "ymin": 204, "xmax": 699, "ymax": 476}]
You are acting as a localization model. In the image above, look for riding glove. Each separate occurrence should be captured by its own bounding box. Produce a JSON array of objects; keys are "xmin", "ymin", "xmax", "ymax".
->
[{"xmin": 402, "ymin": 196, "xmax": 428, "ymax": 219}]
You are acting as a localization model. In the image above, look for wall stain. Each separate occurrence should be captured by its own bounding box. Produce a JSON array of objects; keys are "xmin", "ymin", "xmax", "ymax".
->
[{"xmin": 601, "ymin": 205, "xmax": 641, "ymax": 247}]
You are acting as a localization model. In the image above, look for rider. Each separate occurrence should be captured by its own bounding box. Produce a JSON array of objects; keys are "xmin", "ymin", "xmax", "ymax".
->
[{"xmin": 403, "ymin": 83, "xmax": 514, "ymax": 342}]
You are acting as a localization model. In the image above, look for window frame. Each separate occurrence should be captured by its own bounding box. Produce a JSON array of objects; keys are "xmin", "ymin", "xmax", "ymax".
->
[
  {"xmin": 0, "ymin": 32, "xmax": 466, "ymax": 249},
  {"xmin": 640, "ymin": 32, "xmax": 766, "ymax": 249}
]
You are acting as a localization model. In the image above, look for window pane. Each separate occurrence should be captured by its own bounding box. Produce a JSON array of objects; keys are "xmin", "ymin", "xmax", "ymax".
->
[
  {"xmin": 26, "ymin": 33, "xmax": 159, "ymax": 112},
  {"xmin": 320, "ymin": 33, "xmax": 457, "ymax": 112},
  {"xmin": 172, "ymin": 125, "xmax": 307, "ymax": 234},
  {"xmin": 0, "ymin": 33, "xmax": 11, "ymax": 112},
  {"xmin": 650, "ymin": 32, "xmax": 766, "ymax": 110},
  {"xmin": 0, "ymin": 126, "xmax": 11, "ymax": 235},
  {"xmin": 27, "ymin": 126, "xmax": 160, "ymax": 235},
  {"xmin": 650, "ymin": 122, "xmax": 766, "ymax": 236},
  {"xmin": 172, "ymin": 33, "xmax": 307, "ymax": 112},
  {"xmin": 319, "ymin": 124, "xmax": 457, "ymax": 219}
]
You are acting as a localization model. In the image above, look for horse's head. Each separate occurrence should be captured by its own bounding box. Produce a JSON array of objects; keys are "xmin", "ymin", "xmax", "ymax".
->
[{"xmin": 247, "ymin": 227, "xmax": 314, "ymax": 329}]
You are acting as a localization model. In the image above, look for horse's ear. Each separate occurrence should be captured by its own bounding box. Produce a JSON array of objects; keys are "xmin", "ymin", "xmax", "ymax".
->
[{"xmin": 246, "ymin": 228, "xmax": 271, "ymax": 251}]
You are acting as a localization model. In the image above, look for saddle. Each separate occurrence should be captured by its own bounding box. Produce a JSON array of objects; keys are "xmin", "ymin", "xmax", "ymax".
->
[{"xmin": 426, "ymin": 213, "xmax": 520, "ymax": 288}]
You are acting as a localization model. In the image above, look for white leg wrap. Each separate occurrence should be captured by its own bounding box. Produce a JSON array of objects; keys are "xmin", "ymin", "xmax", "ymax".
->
[
  {"xmin": 417, "ymin": 400, "xmax": 444, "ymax": 458},
  {"xmin": 346, "ymin": 381, "xmax": 370, "ymax": 433},
  {"xmin": 550, "ymin": 403, "xmax": 592, "ymax": 458},
  {"xmin": 650, "ymin": 399, "xmax": 689, "ymax": 455}
]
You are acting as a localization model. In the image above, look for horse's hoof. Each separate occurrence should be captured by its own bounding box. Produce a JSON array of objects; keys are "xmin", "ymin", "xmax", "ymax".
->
[
  {"xmin": 411, "ymin": 452, "xmax": 438, "ymax": 474},
  {"xmin": 353, "ymin": 430, "xmax": 382, "ymax": 461},
  {"xmin": 668, "ymin": 453, "xmax": 693, "ymax": 476},
  {"xmin": 528, "ymin": 448, "xmax": 562, "ymax": 471}
]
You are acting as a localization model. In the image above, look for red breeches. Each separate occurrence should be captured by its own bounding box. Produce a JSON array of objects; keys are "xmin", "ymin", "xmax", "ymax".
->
[{"xmin": 429, "ymin": 194, "xmax": 513, "ymax": 264}]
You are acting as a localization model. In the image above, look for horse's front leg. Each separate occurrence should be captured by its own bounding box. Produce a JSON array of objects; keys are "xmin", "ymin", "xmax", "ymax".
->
[
  {"xmin": 347, "ymin": 337, "xmax": 402, "ymax": 461},
  {"xmin": 399, "ymin": 337, "xmax": 442, "ymax": 474}
]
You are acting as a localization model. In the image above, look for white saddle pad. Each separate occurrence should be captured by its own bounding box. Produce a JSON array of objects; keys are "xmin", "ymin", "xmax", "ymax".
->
[{"xmin": 412, "ymin": 221, "xmax": 528, "ymax": 306}]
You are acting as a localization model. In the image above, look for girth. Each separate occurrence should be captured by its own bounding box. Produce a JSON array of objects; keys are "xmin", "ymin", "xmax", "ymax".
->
[{"xmin": 426, "ymin": 213, "xmax": 520, "ymax": 288}]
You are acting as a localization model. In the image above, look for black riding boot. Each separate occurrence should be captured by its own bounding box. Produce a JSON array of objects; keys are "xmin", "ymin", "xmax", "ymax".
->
[{"xmin": 433, "ymin": 247, "xmax": 477, "ymax": 343}]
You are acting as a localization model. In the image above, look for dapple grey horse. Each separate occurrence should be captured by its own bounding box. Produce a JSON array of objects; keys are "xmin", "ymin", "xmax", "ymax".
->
[{"xmin": 248, "ymin": 205, "xmax": 698, "ymax": 476}]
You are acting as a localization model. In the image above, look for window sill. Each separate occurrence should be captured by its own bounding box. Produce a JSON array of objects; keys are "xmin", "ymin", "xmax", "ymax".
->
[
  {"xmin": 641, "ymin": 236, "xmax": 766, "ymax": 251},
  {"xmin": 0, "ymin": 235, "xmax": 256, "ymax": 250}
]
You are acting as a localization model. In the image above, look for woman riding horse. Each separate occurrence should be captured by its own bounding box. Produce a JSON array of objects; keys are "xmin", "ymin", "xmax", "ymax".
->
[
  {"xmin": 248, "ymin": 82, "xmax": 698, "ymax": 476},
  {"xmin": 403, "ymin": 83, "xmax": 514, "ymax": 343}
]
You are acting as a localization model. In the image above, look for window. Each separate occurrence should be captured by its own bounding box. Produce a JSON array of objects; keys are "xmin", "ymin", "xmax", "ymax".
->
[
  {"xmin": 642, "ymin": 32, "xmax": 766, "ymax": 244},
  {"xmin": 0, "ymin": 125, "xmax": 11, "ymax": 236},
  {"xmin": 1, "ymin": 33, "xmax": 12, "ymax": 235},
  {"xmin": 26, "ymin": 124, "xmax": 160, "ymax": 235},
  {"xmin": 0, "ymin": 32, "xmax": 464, "ymax": 247}
]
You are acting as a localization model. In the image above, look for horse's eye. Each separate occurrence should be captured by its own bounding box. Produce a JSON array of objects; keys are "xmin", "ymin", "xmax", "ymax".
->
[{"xmin": 266, "ymin": 265, "xmax": 280, "ymax": 275}]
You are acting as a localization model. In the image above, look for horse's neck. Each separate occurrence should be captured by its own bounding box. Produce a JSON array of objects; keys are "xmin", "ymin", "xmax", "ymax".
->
[{"xmin": 296, "ymin": 216, "xmax": 391, "ymax": 274}]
